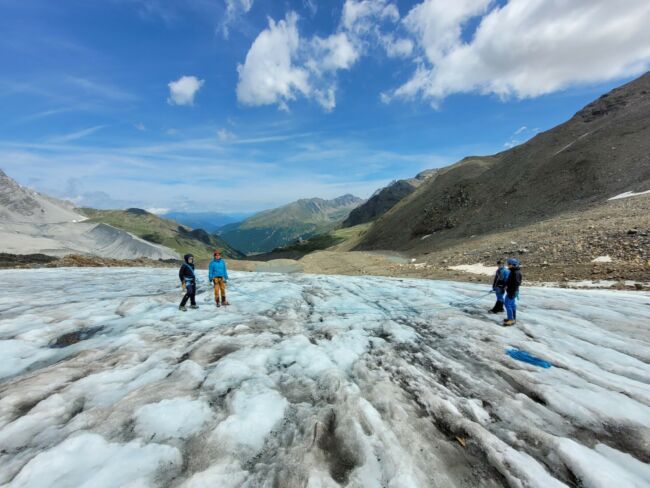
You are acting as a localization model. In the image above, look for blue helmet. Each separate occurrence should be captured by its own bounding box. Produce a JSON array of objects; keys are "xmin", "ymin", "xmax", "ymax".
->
[{"xmin": 507, "ymin": 258, "xmax": 519, "ymax": 267}]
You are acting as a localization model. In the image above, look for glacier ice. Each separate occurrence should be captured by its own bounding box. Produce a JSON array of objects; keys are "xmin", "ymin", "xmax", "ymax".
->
[{"xmin": 0, "ymin": 268, "xmax": 649, "ymax": 487}]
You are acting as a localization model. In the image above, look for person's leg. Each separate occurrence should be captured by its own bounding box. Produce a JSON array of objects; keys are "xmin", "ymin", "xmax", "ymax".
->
[
  {"xmin": 212, "ymin": 278, "xmax": 219, "ymax": 303},
  {"xmin": 220, "ymin": 279, "xmax": 227, "ymax": 304},
  {"xmin": 504, "ymin": 296, "xmax": 515, "ymax": 321},
  {"xmin": 490, "ymin": 289, "xmax": 503, "ymax": 313},
  {"xmin": 189, "ymin": 283, "xmax": 196, "ymax": 306},
  {"xmin": 180, "ymin": 289, "xmax": 190, "ymax": 307},
  {"xmin": 495, "ymin": 289, "xmax": 505, "ymax": 312}
]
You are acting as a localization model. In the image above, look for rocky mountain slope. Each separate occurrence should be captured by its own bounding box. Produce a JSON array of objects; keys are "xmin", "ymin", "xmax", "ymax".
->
[
  {"xmin": 0, "ymin": 170, "xmax": 82, "ymax": 224},
  {"xmin": 356, "ymin": 72, "xmax": 650, "ymax": 253},
  {"xmin": 219, "ymin": 194, "xmax": 364, "ymax": 254},
  {"xmin": 343, "ymin": 170, "xmax": 437, "ymax": 227},
  {"xmin": 79, "ymin": 208, "xmax": 244, "ymax": 260},
  {"xmin": 0, "ymin": 170, "xmax": 178, "ymax": 260}
]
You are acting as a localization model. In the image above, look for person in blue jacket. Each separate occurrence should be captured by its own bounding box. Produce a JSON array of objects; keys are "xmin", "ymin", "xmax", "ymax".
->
[
  {"xmin": 488, "ymin": 259, "xmax": 509, "ymax": 314},
  {"xmin": 503, "ymin": 258, "xmax": 523, "ymax": 326},
  {"xmin": 179, "ymin": 254, "xmax": 198, "ymax": 311},
  {"xmin": 208, "ymin": 250, "xmax": 229, "ymax": 307}
]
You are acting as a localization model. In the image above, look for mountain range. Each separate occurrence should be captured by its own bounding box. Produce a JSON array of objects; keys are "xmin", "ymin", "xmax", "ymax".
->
[
  {"xmin": 79, "ymin": 208, "xmax": 244, "ymax": 260},
  {"xmin": 218, "ymin": 194, "xmax": 364, "ymax": 254},
  {"xmin": 355, "ymin": 72, "xmax": 650, "ymax": 253},
  {"xmin": 0, "ymin": 170, "xmax": 244, "ymax": 261},
  {"xmin": 0, "ymin": 170, "xmax": 178, "ymax": 260},
  {"xmin": 163, "ymin": 211, "xmax": 251, "ymax": 233}
]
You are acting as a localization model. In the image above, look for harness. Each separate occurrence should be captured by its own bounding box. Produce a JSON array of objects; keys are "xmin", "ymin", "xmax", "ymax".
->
[{"xmin": 182, "ymin": 263, "xmax": 196, "ymax": 287}]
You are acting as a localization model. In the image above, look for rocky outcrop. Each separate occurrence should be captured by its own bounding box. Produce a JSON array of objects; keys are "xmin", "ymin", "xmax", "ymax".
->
[{"xmin": 343, "ymin": 171, "xmax": 438, "ymax": 227}]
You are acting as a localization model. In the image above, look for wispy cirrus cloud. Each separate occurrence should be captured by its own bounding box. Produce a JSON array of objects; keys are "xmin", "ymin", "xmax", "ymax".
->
[
  {"xmin": 66, "ymin": 76, "xmax": 138, "ymax": 102},
  {"xmin": 0, "ymin": 124, "xmax": 452, "ymax": 212},
  {"xmin": 47, "ymin": 125, "xmax": 107, "ymax": 143},
  {"xmin": 221, "ymin": 0, "xmax": 255, "ymax": 38}
]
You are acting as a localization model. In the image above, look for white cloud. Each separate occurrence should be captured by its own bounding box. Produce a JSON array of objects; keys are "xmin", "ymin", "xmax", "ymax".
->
[
  {"xmin": 380, "ymin": 33, "xmax": 413, "ymax": 58},
  {"xmin": 146, "ymin": 207, "xmax": 170, "ymax": 215},
  {"xmin": 167, "ymin": 75, "xmax": 204, "ymax": 106},
  {"xmin": 503, "ymin": 126, "xmax": 539, "ymax": 148},
  {"xmin": 342, "ymin": 0, "xmax": 399, "ymax": 34},
  {"xmin": 217, "ymin": 128, "xmax": 236, "ymax": 141},
  {"xmin": 236, "ymin": 13, "xmax": 310, "ymax": 110},
  {"xmin": 403, "ymin": 0, "xmax": 490, "ymax": 65},
  {"xmin": 221, "ymin": 0, "xmax": 255, "ymax": 38},
  {"xmin": 393, "ymin": 0, "xmax": 650, "ymax": 102},
  {"xmin": 236, "ymin": 2, "xmax": 398, "ymax": 111},
  {"xmin": 310, "ymin": 33, "xmax": 359, "ymax": 73},
  {"xmin": 134, "ymin": 122, "xmax": 146, "ymax": 131}
]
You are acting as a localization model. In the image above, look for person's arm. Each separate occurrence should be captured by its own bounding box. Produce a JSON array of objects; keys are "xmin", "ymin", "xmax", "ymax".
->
[
  {"xmin": 208, "ymin": 262, "xmax": 213, "ymax": 282},
  {"xmin": 224, "ymin": 261, "xmax": 229, "ymax": 281},
  {"xmin": 179, "ymin": 266, "xmax": 186, "ymax": 289}
]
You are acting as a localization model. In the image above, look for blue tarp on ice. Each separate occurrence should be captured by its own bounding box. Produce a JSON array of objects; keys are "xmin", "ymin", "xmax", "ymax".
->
[{"xmin": 506, "ymin": 348, "xmax": 552, "ymax": 368}]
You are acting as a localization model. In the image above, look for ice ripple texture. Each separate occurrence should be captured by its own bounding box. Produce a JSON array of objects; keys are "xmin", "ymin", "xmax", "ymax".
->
[{"xmin": 0, "ymin": 268, "xmax": 649, "ymax": 488}]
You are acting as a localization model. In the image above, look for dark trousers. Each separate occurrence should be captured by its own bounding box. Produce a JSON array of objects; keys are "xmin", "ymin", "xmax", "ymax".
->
[{"xmin": 180, "ymin": 283, "xmax": 196, "ymax": 306}]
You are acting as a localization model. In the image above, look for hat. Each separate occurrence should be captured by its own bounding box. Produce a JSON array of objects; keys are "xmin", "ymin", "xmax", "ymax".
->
[{"xmin": 507, "ymin": 258, "xmax": 519, "ymax": 267}]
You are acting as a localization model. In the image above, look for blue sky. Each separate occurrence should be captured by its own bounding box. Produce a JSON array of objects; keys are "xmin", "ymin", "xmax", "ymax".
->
[{"xmin": 1, "ymin": 0, "xmax": 649, "ymax": 213}]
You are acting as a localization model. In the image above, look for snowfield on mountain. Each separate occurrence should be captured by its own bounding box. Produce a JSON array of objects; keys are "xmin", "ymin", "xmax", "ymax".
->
[{"xmin": 1, "ymin": 268, "xmax": 649, "ymax": 487}]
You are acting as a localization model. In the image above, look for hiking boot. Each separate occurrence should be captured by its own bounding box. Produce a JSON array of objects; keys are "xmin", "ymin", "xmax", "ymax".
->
[
  {"xmin": 179, "ymin": 305, "xmax": 187, "ymax": 312},
  {"xmin": 190, "ymin": 305, "xmax": 199, "ymax": 309},
  {"xmin": 221, "ymin": 299, "xmax": 229, "ymax": 306},
  {"xmin": 488, "ymin": 301, "xmax": 504, "ymax": 314},
  {"xmin": 503, "ymin": 319, "xmax": 516, "ymax": 327},
  {"xmin": 216, "ymin": 301, "xmax": 221, "ymax": 308}
]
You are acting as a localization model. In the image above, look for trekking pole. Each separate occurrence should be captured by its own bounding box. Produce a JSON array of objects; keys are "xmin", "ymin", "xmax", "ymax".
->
[{"xmin": 449, "ymin": 290, "xmax": 494, "ymax": 307}]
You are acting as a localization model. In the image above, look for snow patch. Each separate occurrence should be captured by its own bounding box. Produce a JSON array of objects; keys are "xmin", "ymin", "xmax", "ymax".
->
[
  {"xmin": 609, "ymin": 189, "xmax": 650, "ymax": 200},
  {"xmin": 448, "ymin": 263, "xmax": 495, "ymax": 276},
  {"xmin": 592, "ymin": 255, "xmax": 613, "ymax": 263}
]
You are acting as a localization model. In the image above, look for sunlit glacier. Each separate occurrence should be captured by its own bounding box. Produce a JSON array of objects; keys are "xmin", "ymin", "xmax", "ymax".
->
[{"xmin": 1, "ymin": 268, "xmax": 649, "ymax": 487}]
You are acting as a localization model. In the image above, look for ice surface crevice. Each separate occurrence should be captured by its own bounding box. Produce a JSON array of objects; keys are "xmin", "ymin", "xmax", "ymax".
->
[{"xmin": 0, "ymin": 268, "xmax": 649, "ymax": 487}]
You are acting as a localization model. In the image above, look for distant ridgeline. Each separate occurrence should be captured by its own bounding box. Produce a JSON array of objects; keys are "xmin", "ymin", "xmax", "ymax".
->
[
  {"xmin": 218, "ymin": 194, "xmax": 364, "ymax": 254},
  {"xmin": 79, "ymin": 208, "xmax": 245, "ymax": 260}
]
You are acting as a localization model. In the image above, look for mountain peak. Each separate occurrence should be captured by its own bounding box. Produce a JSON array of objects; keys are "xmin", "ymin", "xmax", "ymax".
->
[{"xmin": 220, "ymin": 193, "xmax": 364, "ymax": 254}]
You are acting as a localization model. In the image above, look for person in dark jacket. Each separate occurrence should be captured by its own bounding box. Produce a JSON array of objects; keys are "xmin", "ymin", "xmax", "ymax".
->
[
  {"xmin": 503, "ymin": 258, "xmax": 522, "ymax": 326},
  {"xmin": 488, "ymin": 260, "xmax": 509, "ymax": 314},
  {"xmin": 179, "ymin": 254, "xmax": 198, "ymax": 311}
]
